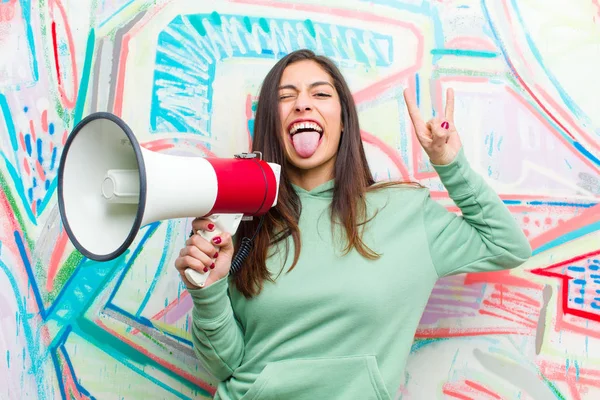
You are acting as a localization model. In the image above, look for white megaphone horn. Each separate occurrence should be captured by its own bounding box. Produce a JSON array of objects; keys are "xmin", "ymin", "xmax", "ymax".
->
[{"xmin": 57, "ymin": 112, "xmax": 281, "ymax": 287}]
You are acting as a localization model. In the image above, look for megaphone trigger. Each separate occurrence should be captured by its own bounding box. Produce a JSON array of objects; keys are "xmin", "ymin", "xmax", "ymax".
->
[{"xmin": 184, "ymin": 213, "xmax": 243, "ymax": 288}]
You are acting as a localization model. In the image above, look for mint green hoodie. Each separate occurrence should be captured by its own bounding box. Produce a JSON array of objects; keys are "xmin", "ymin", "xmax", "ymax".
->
[{"xmin": 188, "ymin": 149, "xmax": 532, "ymax": 399}]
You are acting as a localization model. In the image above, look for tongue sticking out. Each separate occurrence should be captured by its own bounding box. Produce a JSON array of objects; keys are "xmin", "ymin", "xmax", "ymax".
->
[{"xmin": 291, "ymin": 131, "xmax": 320, "ymax": 158}]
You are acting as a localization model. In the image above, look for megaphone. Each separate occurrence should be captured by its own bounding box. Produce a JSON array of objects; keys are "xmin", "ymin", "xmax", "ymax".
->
[{"xmin": 57, "ymin": 112, "xmax": 281, "ymax": 287}]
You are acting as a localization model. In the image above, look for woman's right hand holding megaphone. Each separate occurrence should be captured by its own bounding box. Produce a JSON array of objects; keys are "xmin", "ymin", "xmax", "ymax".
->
[{"xmin": 174, "ymin": 217, "xmax": 234, "ymax": 289}]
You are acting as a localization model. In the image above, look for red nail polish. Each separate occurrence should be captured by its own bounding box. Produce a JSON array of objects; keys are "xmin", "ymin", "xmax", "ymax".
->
[
  {"xmin": 441, "ymin": 121, "xmax": 450, "ymax": 129},
  {"xmin": 214, "ymin": 252, "xmax": 219, "ymax": 258},
  {"xmin": 213, "ymin": 236, "xmax": 222, "ymax": 244},
  {"xmin": 208, "ymin": 223, "xmax": 215, "ymax": 230},
  {"xmin": 203, "ymin": 267, "xmax": 208, "ymax": 273},
  {"xmin": 210, "ymin": 263, "xmax": 215, "ymax": 270}
]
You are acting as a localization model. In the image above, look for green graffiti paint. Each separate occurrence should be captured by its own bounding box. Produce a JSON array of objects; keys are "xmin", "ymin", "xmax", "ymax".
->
[
  {"xmin": 209, "ymin": 11, "xmax": 221, "ymax": 27},
  {"xmin": 0, "ymin": 170, "xmax": 32, "ymax": 248},
  {"xmin": 303, "ymin": 19, "xmax": 316, "ymax": 38},
  {"xmin": 76, "ymin": 317, "xmax": 212, "ymax": 397},
  {"xmin": 542, "ymin": 375, "xmax": 566, "ymax": 400},
  {"xmin": 258, "ymin": 18, "xmax": 270, "ymax": 33},
  {"xmin": 43, "ymin": 251, "xmax": 84, "ymax": 304},
  {"xmin": 73, "ymin": 29, "xmax": 96, "ymax": 125},
  {"xmin": 189, "ymin": 15, "xmax": 207, "ymax": 36},
  {"xmin": 243, "ymin": 16, "xmax": 252, "ymax": 32},
  {"xmin": 141, "ymin": 331, "xmax": 168, "ymax": 351}
]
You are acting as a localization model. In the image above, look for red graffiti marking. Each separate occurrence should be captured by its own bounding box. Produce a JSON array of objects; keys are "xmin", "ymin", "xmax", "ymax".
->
[
  {"xmin": 531, "ymin": 250, "xmax": 600, "ymax": 338},
  {"xmin": 49, "ymin": 0, "xmax": 78, "ymax": 109},
  {"xmin": 0, "ymin": 0, "xmax": 17, "ymax": 23}
]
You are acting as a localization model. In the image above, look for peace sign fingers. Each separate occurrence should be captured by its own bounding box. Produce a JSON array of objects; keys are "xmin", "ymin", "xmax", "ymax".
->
[
  {"xmin": 403, "ymin": 89, "xmax": 430, "ymax": 144},
  {"xmin": 444, "ymin": 88, "xmax": 455, "ymax": 123}
]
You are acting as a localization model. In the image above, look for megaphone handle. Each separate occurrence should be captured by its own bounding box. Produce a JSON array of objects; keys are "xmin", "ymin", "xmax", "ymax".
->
[{"xmin": 184, "ymin": 225, "xmax": 222, "ymax": 288}]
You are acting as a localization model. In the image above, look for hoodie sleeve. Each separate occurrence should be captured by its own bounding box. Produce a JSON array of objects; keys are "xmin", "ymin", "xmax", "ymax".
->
[
  {"xmin": 421, "ymin": 148, "xmax": 532, "ymax": 278},
  {"xmin": 188, "ymin": 277, "xmax": 244, "ymax": 381}
]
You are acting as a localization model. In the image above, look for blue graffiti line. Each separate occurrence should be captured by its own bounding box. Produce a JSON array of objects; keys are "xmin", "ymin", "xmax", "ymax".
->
[
  {"xmin": 73, "ymin": 29, "xmax": 96, "ymax": 126},
  {"xmin": 509, "ymin": 0, "xmax": 594, "ymax": 128},
  {"xmin": 45, "ymin": 256, "xmax": 126, "ymax": 351},
  {"xmin": 135, "ymin": 222, "xmax": 175, "ymax": 318},
  {"xmin": 0, "ymin": 95, "xmax": 40, "ymax": 223},
  {"xmin": 74, "ymin": 316, "xmax": 206, "ymax": 398},
  {"xmin": 532, "ymin": 220, "xmax": 600, "ymax": 256},
  {"xmin": 502, "ymin": 199, "xmax": 598, "ymax": 208},
  {"xmin": 1, "ymin": 160, "xmax": 38, "ymax": 225},
  {"xmin": 49, "ymin": 326, "xmax": 96, "ymax": 400},
  {"xmin": 481, "ymin": 0, "xmax": 600, "ymax": 168},
  {"xmin": 42, "ymin": 220, "xmax": 200, "ymax": 395},
  {"xmin": 45, "ymin": 223, "xmax": 161, "ymax": 350},
  {"xmin": 104, "ymin": 222, "xmax": 161, "ymax": 307},
  {"xmin": 14, "ymin": 231, "xmax": 45, "ymax": 317},
  {"xmin": 364, "ymin": 0, "xmax": 446, "ymax": 58},
  {"xmin": 358, "ymin": 0, "xmax": 431, "ymax": 16},
  {"xmin": 18, "ymin": 0, "xmax": 39, "ymax": 83},
  {"xmin": 0, "ymin": 94, "xmax": 18, "ymax": 151},
  {"xmin": 431, "ymin": 49, "xmax": 499, "ymax": 58},
  {"xmin": 100, "ymin": 220, "xmax": 193, "ymax": 346},
  {"xmin": 98, "ymin": 0, "xmax": 136, "ymax": 28},
  {"xmin": 150, "ymin": 13, "xmax": 395, "ymax": 136},
  {"xmin": 104, "ymin": 302, "xmax": 194, "ymax": 348},
  {"xmin": 52, "ymin": 317, "xmax": 202, "ymax": 399},
  {"xmin": 0, "ymin": 259, "xmax": 46, "ymax": 399}
]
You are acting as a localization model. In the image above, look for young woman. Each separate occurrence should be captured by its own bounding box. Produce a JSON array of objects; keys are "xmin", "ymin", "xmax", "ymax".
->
[{"xmin": 174, "ymin": 49, "xmax": 531, "ymax": 399}]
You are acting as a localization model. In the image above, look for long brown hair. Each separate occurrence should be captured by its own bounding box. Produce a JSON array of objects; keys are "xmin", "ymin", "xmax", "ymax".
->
[{"xmin": 233, "ymin": 49, "xmax": 416, "ymax": 297}]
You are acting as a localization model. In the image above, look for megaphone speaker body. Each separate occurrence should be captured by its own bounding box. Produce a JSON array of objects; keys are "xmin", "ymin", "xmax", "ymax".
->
[{"xmin": 58, "ymin": 112, "xmax": 281, "ymax": 286}]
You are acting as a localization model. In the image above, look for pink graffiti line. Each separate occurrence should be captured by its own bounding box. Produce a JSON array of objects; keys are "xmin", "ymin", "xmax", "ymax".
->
[
  {"xmin": 505, "ymin": 86, "xmax": 599, "ymax": 173},
  {"xmin": 499, "ymin": 0, "xmax": 600, "ymax": 162},
  {"xmin": 112, "ymin": 1, "xmax": 171, "ymax": 116},
  {"xmin": 46, "ymin": 231, "xmax": 69, "ymax": 292},
  {"xmin": 49, "ymin": 0, "xmax": 78, "ymax": 109},
  {"xmin": 56, "ymin": 347, "xmax": 92, "ymax": 400},
  {"xmin": 529, "ymin": 203, "xmax": 600, "ymax": 252},
  {"xmin": 0, "ymin": 0, "xmax": 18, "ymax": 23},
  {"xmin": 245, "ymin": 95, "xmax": 256, "ymax": 152},
  {"xmin": 95, "ymin": 318, "xmax": 216, "ymax": 395},
  {"xmin": 443, "ymin": 379, "xmax": 502, "ymax": 400},
  {"xmin": 539, "ymin": 359, "xmax": 600, "ymax": 400},
  {"xmin": 478, "ymin": 284, "xmax": 540, "ymax": 329},
  {"xmin": 232, "ymin": 0, "xmax": 426, "ymax": 41},
  {"xmin": 130, "ymin": 291, "xmax": 192, "ymax": 336},
  {"xmin": 141, "ymin": 139, "xmax": 217, "ymax": 156},
  {"xmin": 445, "ymin": 37, "xmax": 497, "ymax": 52},
  {"xmin": 531, "ymin": 250, "xmax": 600, "ymax": 336},
  {"xmin": 361, "ymin": 130, "xmax": 410, "ymax": 181}
]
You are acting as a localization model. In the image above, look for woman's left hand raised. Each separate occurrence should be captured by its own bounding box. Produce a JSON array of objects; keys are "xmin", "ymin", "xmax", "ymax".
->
[{"xmin": 403, "ymin": 88, "xmax": 462, "ymax": 166}]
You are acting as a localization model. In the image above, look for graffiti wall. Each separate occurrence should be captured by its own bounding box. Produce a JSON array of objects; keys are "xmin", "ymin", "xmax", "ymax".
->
[{"xmin": 0, "ymin": 0, "xmax": 599, "ymax": 398}]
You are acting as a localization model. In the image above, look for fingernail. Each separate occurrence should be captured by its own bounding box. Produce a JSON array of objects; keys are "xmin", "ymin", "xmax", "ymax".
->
[
  {"xmin": 208, "ymin": 223, "xmax": 215, "ymax": 231},
  {"xmin": 210, "ymin": 263, "xmax": 215, "ymax": 270},
  {"xmin": 441, "ymin": 121, "xmax": 450, "ymax": 129},
  {"xmin": 203, "ymin": 267, "xmax": 209, "ymax": 273},
  {"xmin": 213, "ymin": 236, "xmax": 222, "ymax": 244},
  {"xmin": 214, "ymin": 252, "xmax": 219, "ymax": 259}
]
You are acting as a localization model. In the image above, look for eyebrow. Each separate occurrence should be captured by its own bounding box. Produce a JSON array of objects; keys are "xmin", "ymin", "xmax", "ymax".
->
[{"xmin": 278, "ymin": 81, "xmax": 335, "ymax": 90}]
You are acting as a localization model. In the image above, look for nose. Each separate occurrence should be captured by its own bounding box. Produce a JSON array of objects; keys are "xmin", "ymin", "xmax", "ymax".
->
[{"xmin": 294, "ymin": 92, "xmax": 312, "ymax": 112}]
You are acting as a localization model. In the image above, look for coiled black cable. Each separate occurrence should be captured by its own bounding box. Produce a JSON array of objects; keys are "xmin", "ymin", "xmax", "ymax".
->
[{"xmin": 230, "ymin": 215, "xmax": 264, "ymax": 274}]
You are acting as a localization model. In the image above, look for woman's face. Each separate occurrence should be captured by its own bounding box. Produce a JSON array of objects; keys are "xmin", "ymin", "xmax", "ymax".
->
[{"xmin": 278, "ymin": 60, "xmax": 343, "ymax": 181}]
